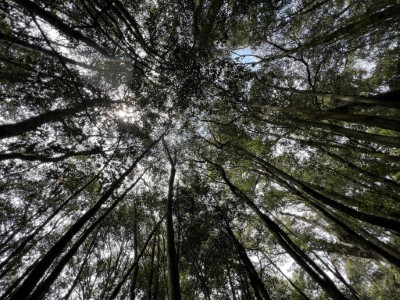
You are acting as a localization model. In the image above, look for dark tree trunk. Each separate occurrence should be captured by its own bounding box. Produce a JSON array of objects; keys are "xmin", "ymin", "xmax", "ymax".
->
[
  {"xmin": 153, "ymin": 234, "xmax": 161, "ymax": 300},
  {"xmin": 320, "ymin": 147, "xmax": 400, "ymax": 194},
  {"xmin": 259, "ymin": 85, "xmax": 400, "ymax": 109},
  {"xmin": 0, "ymin": 99, "xmax": 109, "ymax": 140},
  {"xmin": 165, "ymin": 159, "xmax": 181, "ymax": 300},
  {"xmin": 0, "ymin": 32, "xmax": 95, "ymax": 69},
  {"xmin": 7, "ymin": 137, "xmax": 161, "ymax": 300},
  {"xmin": 261, "ymin": 4, "xmax": 400, "ymax": 64},
  {"xmin": 62, "ymin": 233, "xmax": 98, "ymax": 300},
  {"xmin": 248, "ymin": 150, "xmax": 400, "ymax": 233},
  {"xmin": 265, "ymin": 114, "xmax": 400, "ymax": 148},
  {"xmin": 0, "ymin": 148, "xmax": 103, "ymax": 162},
  {"xmin": 0, "ymin": 165, "xmax": 107, "ymax": 277},
  {"xmin": 12, "ymin": 0, "xmax": 114, "ymax": 58},
  {"xmin": 110, "ymin": 218, "xmax": 164, "ymax": 299},
  {"xmin": 225, "ymin": 224, "xmax": 271, "ymax": 300},
  {"xmin": 130, "ymin": 202, "xmax": 139, "ymax": 300},
  {"xmin": 26, "ymin": 172, "xmax": 147, "ymax": 299},
  {"xmin": 257, "ymin": 105, "xmax": 400, "ymax": 131},
  {"xmin": 147, "ymin": 233, "xmax": 157, "ymax": 299},
  {"xmin": 216, "ymin": 165, "xmax": 347, "ymax": 300}
]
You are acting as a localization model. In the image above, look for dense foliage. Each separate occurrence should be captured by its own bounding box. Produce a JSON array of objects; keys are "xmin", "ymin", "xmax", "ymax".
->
[{"xmin": 1, "ymin": 0, "xmax": 400, "ymax": 299}]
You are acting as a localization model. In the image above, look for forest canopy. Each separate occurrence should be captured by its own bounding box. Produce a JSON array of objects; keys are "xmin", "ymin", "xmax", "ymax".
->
[{"xmin": 1, "ymin": 0, "xmax": 400, "ymax": 299}]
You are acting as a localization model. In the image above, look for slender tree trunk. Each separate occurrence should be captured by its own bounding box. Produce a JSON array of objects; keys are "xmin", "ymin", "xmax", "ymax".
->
[
  {"xmin": 0, "ymin": 99, "xmax": 109, "ymax": 140},
  {"xmin": 0, "ymin": 164, "xmax": 107, "ymax": 277},
  {"xmin": 112, "ymin": 0, "xmax": 160, "ymax": 58},
  {"xmin": 0, "ymin": 32, "xmax": 95, "ymax": 69},
  {"xmin": 216, "ymin": 164, "xmax": 347, "ymax": 300},
  {"xmin": 0, "ymin": 148, "xmax": 103, "ymax": 162},
  {"xmin": 109, "ymin": 218, "xmax": 164, "ymax": 299},
  {"xmin": 62, "ymin": 233, "xmax": 98, "ymax": 300},
  {"xmin": 251, "ymin": 163, "xmax": 400, "ymax": 267},
  {"xmin": 7, "ymin": 138, "xmax": 161, "ymax": 300},
  {"xmin": 227, "ymin": 266, "xmax": 238, "ymax": 300},
  {"xmin": 247, "ymin": 148, "xmax": 400, "ymax": 233},
  {"xmin": 165, "ymin": 158, "xmax": 181, "ymax": 300},
  {"xmin": 147, "ymin": 233, "xmax": 157, "ymax": 299},
  {"xmin": 320, "ymin": 147, "xmax": 400, "ymax": 193},
  {"xmin": 180, "ymin": 227, "xmax": 211, "ymax": 300},
  {"xmin": 264, "ymin": 130, "xmax": 400, "ymax": 162},
  {"xmin": 130, "ymin": 202, "xmax": 139, "ymax": 300},
  {"xmin": 258, "ymin": 85, "xmax": 400, "ymax": 109},
  {"xmin": 256, "ymin": 105, "xmax": 400, "ymax": 131},
  {"xmin": 261, "ymin": 114, "xmax": 400, "ymax": 148},
  {"xmin": 271, "ymin": 172, "xmax": 400, "ymax": 267},
  {"xmin": 266, "ymin": 257, "xmax": 310, "ymax": 300},
  {"xmin": 26, "ymin": 171, "xmax": 147, "ymax": 300},
  {"xmin": 260, "ymin": 4, "xmax": 400, "ymax": 64},
  {"xmin": 225, "ymin": 224, "xmax": 271, "ymax": 300},
  {"xmin": 153, "ymin": 233, "xmax": 161, "ymax": 300},
  {"xmin": 327, "ymin": 208, "xmax": 400, "ymax": 262},
  {"xmin": 12, "ymin": 0, "xmax": 114, "ymax": 58}
]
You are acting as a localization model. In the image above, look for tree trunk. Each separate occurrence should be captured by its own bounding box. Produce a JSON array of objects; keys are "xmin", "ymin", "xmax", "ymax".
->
[
  {"xmin": 198, "ymin": 0, "xmax": 224, "ymax": 54},
  {"xmin": 153, "ymin": 233, "xmax": 161, "ymax": 300},
  {"xmin": 260, "ymin": 4, "xmax": 400, "ymax": 64},
  {"xmin": 0, "ymin": 32, "xmax": 95, "ymax": 69},
  {"xmin": 259, "ymin": 85, "xmax": 400, "ymax": 109},
  {"xmin": 256, "ymin": 105, "xmax": 400, "ymax": 131},
  {"xmin": 266, "ymin": 257, "xmax": 310, "ymax": 300},
  {"xmin": 26, "ymin": 171, "xmax": 147, "ymax": 300},
  {"xmin": 320, "ymin": 147, "xmax": 400, "ymax": 194},
  {"xmin": 110, "ymin": 218, "xmax": 164, "ymax": 299},
  {"xmin": 0, "ymin": 148, "xmax": 103, "ymax": 162},
  {"xmin": 264, "ymin": 168, "xmax": 400, "ymax": 267},
  {"xmin": 130, "ymin": 202, "xmax": 139, "ymax": 300},
  {"xmin": 216, "ymin": 165, "xmax": 347, "ymax": 300},
  {"xmin": 7, "ymin": 137, "xmax": 161, "ymax": 300},
  {"xmin": 147, "ymin": 233, "xmax": 157, "ymax": 299},
  {"xmin": 62, "ymin": 233, "xmax": 97, "ymax": 300},
  {"xmin": 0, "ymin": 166, "xmax": 107, "ymax": 277},
  {"xmin": 0, "ymin": 99, "xmax": 109, "ymax": 140},
  {"xmin": 225, "ymin": 224, "xmax": 271, "ymax": 300},
  {"xmin": 12, "ymin": 0, "xmax": 114, "ymax": 58},
  {"xmin": 165, "ymin": 159, "xmax": 181, "ymax": 300},
  {"xmin": 262, "ymin": 114, "xmax": 400, "ymax": 148},
  {"xmin": 249, "ymin": 151, "xmax": 400, "ymax": 234}
]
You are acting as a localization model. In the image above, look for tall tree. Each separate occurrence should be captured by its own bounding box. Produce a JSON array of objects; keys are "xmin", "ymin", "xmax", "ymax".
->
[{"xmin": 1, "ymin": 0, "xmax": 400, "ymax": 299}]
